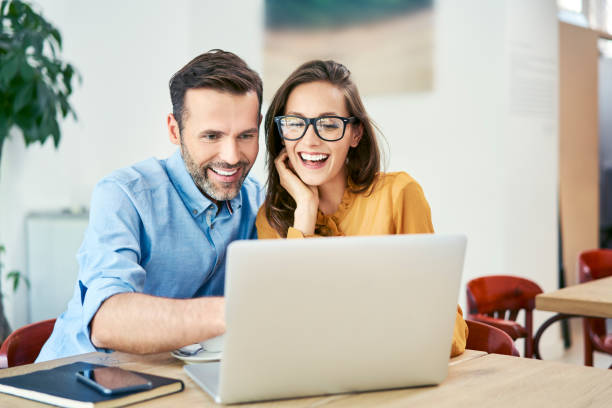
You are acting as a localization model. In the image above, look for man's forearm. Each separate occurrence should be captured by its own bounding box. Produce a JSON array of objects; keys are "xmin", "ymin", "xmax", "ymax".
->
[{"xmin": 90, "ymin": 293, "xmax": 225, "ymax": 354}]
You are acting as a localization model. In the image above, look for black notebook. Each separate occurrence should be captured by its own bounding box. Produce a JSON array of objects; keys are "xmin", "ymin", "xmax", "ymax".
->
[{"xmin": 0, "ymin": 361, "xmax": 184, "ymax": 408}]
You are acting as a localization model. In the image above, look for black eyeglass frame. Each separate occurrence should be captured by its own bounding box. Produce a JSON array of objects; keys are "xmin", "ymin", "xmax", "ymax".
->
[{"xmin": 274, "ymin": 115, "xmax": 358, "ymax": 142}]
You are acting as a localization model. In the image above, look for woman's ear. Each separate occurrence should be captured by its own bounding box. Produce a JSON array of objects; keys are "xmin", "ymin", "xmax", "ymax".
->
[{"xmin": 350, "ymin": 124, "xmax": 363, "ymax": 148}]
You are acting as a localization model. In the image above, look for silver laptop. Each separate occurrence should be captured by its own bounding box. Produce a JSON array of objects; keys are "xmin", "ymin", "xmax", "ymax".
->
[{"xmin": 185, "ymin": 233, "xmax": 466, "ymax": 404}]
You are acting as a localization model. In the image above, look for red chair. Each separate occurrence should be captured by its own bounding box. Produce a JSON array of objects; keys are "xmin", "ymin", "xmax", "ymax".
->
[
  {"xmin": 465, "ymin": 319, "xmax": 520, "ymax": 356},
  {"xmin": 578, "ymin": 249, "xmax": 612, "ymax": 368},
  {"xmin": 466, "ymin": 275, "xmax": 543, "ymax": 357},
  {"xmin": 0, "ymin": 319, "xmax": 56, "ymax": 368}
]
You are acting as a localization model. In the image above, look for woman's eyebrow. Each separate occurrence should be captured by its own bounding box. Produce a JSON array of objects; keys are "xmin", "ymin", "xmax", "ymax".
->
[{"xmin": 285, "ymin": 111, "xmax": 340, "ymax": 117}]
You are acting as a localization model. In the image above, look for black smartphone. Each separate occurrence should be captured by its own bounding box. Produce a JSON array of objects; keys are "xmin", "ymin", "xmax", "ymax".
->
[{"xmin": 76, "ymin": 367, "xmax": 153, "ymax": 395}]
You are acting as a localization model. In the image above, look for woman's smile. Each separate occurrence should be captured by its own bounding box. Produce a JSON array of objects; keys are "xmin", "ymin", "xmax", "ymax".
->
[{"xmin": 298, "ymin": 151, "xmax": 330, "ymax": 169}]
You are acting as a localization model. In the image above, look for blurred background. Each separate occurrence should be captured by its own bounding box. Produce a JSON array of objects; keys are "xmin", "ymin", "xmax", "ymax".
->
[{"xmin": 0, "ymin": 0, "xmax": 610, "ymax": 366}]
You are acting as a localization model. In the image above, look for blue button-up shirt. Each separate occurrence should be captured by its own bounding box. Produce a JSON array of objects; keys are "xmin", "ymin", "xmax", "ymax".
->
[{"xmin": 37, "ymin": 149, "xmax": 263, "ymax": 362}]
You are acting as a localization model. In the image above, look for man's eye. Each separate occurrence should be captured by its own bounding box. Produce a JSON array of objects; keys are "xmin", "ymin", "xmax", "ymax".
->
[
  {"xmin": 202, "ymin": 134, "xmax": 219, "ymax": 140},
  {"xmin": 239, "ymin": 133, "xmax": 256, "ymax": 140}
]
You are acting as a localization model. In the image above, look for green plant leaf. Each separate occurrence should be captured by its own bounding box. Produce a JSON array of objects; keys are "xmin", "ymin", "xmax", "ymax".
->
[
  {"xmin": 48, "ymin": 63, "xmax": 61, "ymax": 82},
  {"xmin": 0, "ymin": 54, "xmax": 20, "ymax": 85},
  {"xmin": 62, "ymin": 64, "xmax": 74, "ymax": 93},
  {"xmin": 7, "ymin": 1, "xmax": 18, "ymax": 17},
  {"xmin": 13, "ymin": 81, "xmax": 33, "ymax": 112},
  {"xmin": 0, "ymin": 0, "xmax": 79, "ymax": 156},
  {"xmin": 35, "ymin": 78, "xmax": 49, "ymax": 110},
  {"xmin": 6, "ymin": 270, "xmax": 30, "ymax": 292},
  {"xmin": 19, "ymin": 62, "xmax": 34, "ymax": 81},
  {"xmin": 50, "ymin": 27, "xmax": 61, "ymax": 49},
  {"xmin": 0, "ymin": 1, "xmax": 9, "ymax": 17},
  {"xmin": 0, "ymin": 39, "xmax": 10, "ymax": 52},
  {"xmin": 0, "ymin": 115, "xmax": 11, "ymax": 143},
  {"xmin": 20, "ymin": 119, "xmax": 40, "ymax": 145},
  {"xmin": 31, "ymin": 32, "xmax": 44, "ymax": 56},
  {"xmin": 50, "ymin": 117, "xmax": 60, "ymax": 147},
  {"xmin": 58, "ymin": 92, "xmax": 69, "ymax": 117}
]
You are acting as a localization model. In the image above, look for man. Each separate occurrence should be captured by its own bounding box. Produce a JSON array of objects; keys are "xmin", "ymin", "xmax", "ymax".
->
[{"xmin": 37, "ymin": 50, "xmax": 263, "ymax": 361}]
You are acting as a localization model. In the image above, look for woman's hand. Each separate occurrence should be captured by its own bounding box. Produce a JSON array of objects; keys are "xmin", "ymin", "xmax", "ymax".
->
[{"xmin": 275, "ymin": 149, "xmax": 318, "ymax": 235}]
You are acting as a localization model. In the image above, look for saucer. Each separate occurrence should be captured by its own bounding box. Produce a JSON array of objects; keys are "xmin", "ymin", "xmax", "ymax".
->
[{"xmin": 171, "ymin": 347, "xmax": 222, "ymax": 364}]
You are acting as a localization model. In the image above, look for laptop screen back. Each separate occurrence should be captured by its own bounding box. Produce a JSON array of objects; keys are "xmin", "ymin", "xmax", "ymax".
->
[{"xmin": 217, "ymin": 233, "xmax": 466, "ymax": 404}]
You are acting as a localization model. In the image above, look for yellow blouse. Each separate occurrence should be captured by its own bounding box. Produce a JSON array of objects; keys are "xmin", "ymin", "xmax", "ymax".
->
[{"xmin": 256, "ymin": 172, "xmax": 468, "ymax": 357}]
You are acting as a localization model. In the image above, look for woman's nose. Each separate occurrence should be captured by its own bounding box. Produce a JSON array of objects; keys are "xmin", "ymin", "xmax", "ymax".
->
[{"xmin": 301, "ymin": 123, "xmax": 321, "ymax": 145}]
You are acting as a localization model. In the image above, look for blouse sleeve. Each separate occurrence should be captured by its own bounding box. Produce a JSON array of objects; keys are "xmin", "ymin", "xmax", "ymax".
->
[
  {"xmin": 451, "ymin": 305, "xmax": 469, "ymax": 357},
  {"xmin": 393, "ymin": 176, "xmax": 434, "ymax": 234},
  {"xmin": 255, "ymin": 205, "xmax": 309, "ymax": 239}
]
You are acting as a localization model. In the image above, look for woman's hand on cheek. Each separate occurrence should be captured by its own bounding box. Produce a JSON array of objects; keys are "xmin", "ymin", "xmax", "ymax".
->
[{"xmin": 275, "ymin": 149, "xmax": 319, "ymax": 235}]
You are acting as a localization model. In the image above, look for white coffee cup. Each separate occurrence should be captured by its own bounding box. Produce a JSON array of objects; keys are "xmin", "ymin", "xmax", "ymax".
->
[{"xmin": 200, "ymin": 334, "xmax": 224, "ymax": 353}]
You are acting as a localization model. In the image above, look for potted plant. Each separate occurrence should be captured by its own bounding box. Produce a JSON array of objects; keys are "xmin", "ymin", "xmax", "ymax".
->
[{"xmin": 0, "ymin": 0, "xmax": 78, "ymax": 342}]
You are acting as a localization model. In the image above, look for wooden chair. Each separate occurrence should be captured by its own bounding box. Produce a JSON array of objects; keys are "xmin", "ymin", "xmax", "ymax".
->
[
  {"xmin": 0, "ymin": 318, "xmax": 56, "ymax": 368},
  {"xmin": 466, "ymin": 275, "xmax": 543, "ymax": 357},
  {"xmin": 578, "ymin": 249, "xmax": 612, "ymax": 368},
  {"xmin": 465, "ymin": 319, "xmax": 520, "ymax": 356}
]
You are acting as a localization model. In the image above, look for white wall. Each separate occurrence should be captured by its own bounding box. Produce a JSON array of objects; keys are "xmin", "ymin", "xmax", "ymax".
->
[
  {"xmin": 0, "ymin": 0, "xmax": 561, "ymax": 353},
  {"xmin": 367, "ymin": 0, "xmax": 560, "ymax": 353}
]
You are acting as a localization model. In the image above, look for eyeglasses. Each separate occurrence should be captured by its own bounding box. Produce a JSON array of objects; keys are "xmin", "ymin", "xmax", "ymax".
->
[{"xmin": 274, "ymin": 115, "xmax": 357, "ymax": 142}]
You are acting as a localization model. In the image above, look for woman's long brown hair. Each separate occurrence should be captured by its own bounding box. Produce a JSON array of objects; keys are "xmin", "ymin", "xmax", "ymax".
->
[{"xmin": 264, "ymin": 60, "xmax": 381, "ymax": 237}]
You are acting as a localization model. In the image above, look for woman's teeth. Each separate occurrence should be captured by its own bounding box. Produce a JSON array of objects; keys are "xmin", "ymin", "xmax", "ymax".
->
[
  {"xmin": 211, "ymin": 167, "xmax": 238, "ymax": 176},
  {"xmin": 299, "ymin": 153, "xmax": 329, "ymax": 162}
]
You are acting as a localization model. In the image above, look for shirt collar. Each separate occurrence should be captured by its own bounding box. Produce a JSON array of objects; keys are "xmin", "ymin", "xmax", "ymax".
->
[{"xmin": 166, "ymin": 149, "xmax": 243, "ymax": 218}]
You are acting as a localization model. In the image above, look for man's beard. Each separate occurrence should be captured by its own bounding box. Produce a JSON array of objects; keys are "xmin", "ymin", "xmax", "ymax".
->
[{"xmin": 180, "ymin": 141, "xmax": 251, "ymax": 202}]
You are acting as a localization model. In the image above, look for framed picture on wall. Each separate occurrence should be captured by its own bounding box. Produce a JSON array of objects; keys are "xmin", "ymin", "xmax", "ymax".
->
[{"xmin": 264, "ymin": 0, "xmax": 434, "ymax": 100}]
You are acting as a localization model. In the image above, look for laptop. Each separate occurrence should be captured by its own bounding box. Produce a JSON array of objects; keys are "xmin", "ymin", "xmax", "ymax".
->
[{"xmin": 185, "ymin": 233, "xmax": 466, "ymax": 404}]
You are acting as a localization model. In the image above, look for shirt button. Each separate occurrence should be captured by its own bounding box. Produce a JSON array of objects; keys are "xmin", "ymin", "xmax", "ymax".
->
[{"xmin": 192, "ymin": 209, "xmax": 197, "ymax": 215}]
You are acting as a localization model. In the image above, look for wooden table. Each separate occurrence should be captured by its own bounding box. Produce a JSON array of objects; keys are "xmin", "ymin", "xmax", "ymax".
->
[
  {"xmin": 533, "ymin": 276, "xmax": 612, "ymax": 359},
  {"xmin": 1, "ymin": 349, "xmax": 612, "ymax": 407},
  {"xmin": 536, "ymin": 276, "xmax": 612, "ymax": 318}
]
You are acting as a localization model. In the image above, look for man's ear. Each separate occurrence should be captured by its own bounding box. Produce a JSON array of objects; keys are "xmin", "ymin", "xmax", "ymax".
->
[
  {"xmin": 167, "ymin": 113, "xmax": 181, "ymax": 146},
  {"xmin": 350, "ymin": 124, "xmax": 363, "ymax": 148}
]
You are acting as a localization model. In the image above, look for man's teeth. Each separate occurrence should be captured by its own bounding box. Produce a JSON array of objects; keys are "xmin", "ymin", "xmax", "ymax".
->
[
  {"xmin": 211, "ymin": 168, "xmax": 238, "ymax": 176},
  {"xmin": 300, "ymin": 153, "xmax": 329, "ymax": 161}
]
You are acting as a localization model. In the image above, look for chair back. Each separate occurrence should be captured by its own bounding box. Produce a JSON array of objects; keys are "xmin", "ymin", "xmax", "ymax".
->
[
  {"xmin": 578, "ymin": 249, "xmax": 612, "ymax": 282},
  {"xmin": 466, "ymin": 275, "xmax": 542, "ymax": 357},
  {"xmin": 466, "ymin": 275, "xmax": 543, "ymax": 316},
  {"xmin": 577, "ymin": 250, "xmax": 612, "ymax": 366},
  {"xmin": 578, "ymin": 249, "xmax": 612, "ymax": 336},
  {"xmin": 0, "ymin": 319, "xmax": 56, "ymax": 368},
  {"xmin": 466, "ymin": 319, "xmax": 520, "ymax": 357}
]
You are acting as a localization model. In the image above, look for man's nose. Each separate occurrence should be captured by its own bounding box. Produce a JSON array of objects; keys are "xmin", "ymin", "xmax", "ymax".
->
[{"xmin": 218, "ymin": 138, "xmax": 240, "ymax": 165}]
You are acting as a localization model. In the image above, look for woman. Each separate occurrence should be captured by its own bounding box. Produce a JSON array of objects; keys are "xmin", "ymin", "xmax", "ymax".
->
[{"xmin": 256, "ymin": 60, "xmax": 468, "ymax": 356}]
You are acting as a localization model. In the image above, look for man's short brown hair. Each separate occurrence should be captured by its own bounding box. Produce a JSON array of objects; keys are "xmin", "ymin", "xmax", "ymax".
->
[{"xmin": 169, "ymin": 49, "xmax": 263, "ymax": 132}]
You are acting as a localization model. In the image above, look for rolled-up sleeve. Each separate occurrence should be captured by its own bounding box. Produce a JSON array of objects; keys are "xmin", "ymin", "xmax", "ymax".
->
[{"xmin": 77, "ymin": 179, "xmax": 147, "ymax": 342}]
